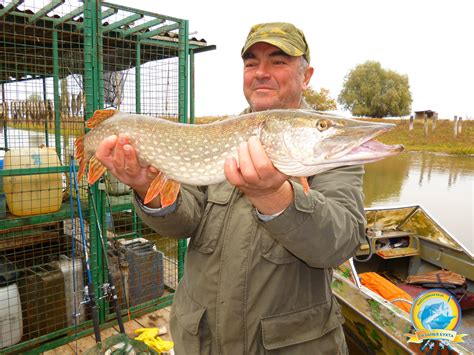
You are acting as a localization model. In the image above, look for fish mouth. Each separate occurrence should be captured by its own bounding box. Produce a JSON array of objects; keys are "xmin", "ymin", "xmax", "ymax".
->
[
  {"xmin": 315, "ymin": 139, "xmax": 404, "ymax": 167},
  {"xmin": 345, "ymin": 139, "xmax": 404, "ymax": 162},
  {"xmin": 322, "ymin": 124, "xmax": 404, "ymax": 164}
]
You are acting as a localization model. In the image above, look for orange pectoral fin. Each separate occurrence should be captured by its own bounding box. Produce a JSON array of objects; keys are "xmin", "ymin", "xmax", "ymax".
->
[
  {"xmin": 87, "ymin": 155, "xmax": 107, "ymax": 184},
  {"xmin": 86, "ymin": 109, "xmax": 118, "ymax": 129},
  {"xmin": 160, "ymin": 180, "xmax": 181, "ymax": 208},
  {"xmin": 144, "ymin": 172, "xmax": 167, "ymax": 205},
  {"xmin": 299, "ymin": 177, "xmax": 310, "ymax": 195},
  {"xmin": 143, "ymin": 172, "xmax": 181, "ymax": 207}
]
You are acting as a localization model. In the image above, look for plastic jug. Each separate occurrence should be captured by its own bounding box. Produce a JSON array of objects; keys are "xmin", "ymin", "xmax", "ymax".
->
[{"xmin": 3, "ymin": 147, "xmax": 63, "ymax": 216}]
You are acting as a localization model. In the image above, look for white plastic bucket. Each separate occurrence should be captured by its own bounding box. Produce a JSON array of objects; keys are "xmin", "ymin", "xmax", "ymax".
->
[{"xmin": 0, "ymin": 283, "xmax": 23, "ymax": 349}]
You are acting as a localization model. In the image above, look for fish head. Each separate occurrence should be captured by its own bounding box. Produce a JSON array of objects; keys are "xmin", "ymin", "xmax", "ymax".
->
[{"xmin": 259, "ymin": 110, "xmax": 404, "ymax": 176}]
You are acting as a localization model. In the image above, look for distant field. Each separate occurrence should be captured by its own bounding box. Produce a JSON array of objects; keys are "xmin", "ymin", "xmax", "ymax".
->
[{"xmin": 360, "ymin": 118, "xmax": 474, "ymax": 155}]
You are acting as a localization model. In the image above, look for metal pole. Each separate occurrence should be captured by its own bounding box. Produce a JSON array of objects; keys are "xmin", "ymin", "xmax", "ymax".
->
[
  {"xmin": 177, "ymin": 20, "xmax": 189, "ymax": 281},
  {"xmin": 178, "ymin": 20, "xmax": 189, "ymax": 123},
  {"xmin": 1, "ymin": 84, "xmax": 7, "ymax": 151},
  {"xmin": 84, "ymin": 0, "xmax": 105, "ymax": 324},
  {"xmin": 42, "ymin": 77, "xmax": 49, "ymax": 147},
  {"xmin": 52, "ymin": 30, "xmax": 62, "ymax": 159},
  {"xmin": 189, "ymin": 49, "xmax": 195, "ymax": 124},
  {"xmin": 135, "ymin": 42, "xmax": 141, "ymax": 114}
]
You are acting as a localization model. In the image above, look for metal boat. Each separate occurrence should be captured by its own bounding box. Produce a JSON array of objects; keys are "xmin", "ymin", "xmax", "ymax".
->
[{"xmin": 333, "ymin": 205, "xmax": 473, "ymax": 354}]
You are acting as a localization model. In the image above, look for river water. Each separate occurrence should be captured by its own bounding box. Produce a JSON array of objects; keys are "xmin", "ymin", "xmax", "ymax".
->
[{"xmin": 363, "ymin": 151, "xmax": 474, "ymax": 253}]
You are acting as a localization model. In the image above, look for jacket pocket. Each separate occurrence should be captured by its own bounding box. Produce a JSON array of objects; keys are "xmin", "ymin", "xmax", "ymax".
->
[
  {"xmin": 261, "ymin": 298, "xmax": 344, "ymax": 352},
  {"xmin": 191, "ymin": 183, "xmax": 234, "ymax": 254},
  {"xmin": 259, "ymin": 229, "xmax": 299, "ymax": 264},
  {"xmin": 170, "ymin": 284, "xmax": 209, "ymax": 354}
]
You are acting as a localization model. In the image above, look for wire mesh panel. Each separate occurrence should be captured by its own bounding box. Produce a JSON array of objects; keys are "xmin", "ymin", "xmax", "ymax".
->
[
  {"xmin": 98, "ymin": 3, "xmax": 186, "ymax": 325},
  {"xmin": 0, "ymin": 0, "xmax": 208, "ymax": 352},
  {"xmin": 0, "ymin": 1, "xmax": 90, "ymax": 351}
]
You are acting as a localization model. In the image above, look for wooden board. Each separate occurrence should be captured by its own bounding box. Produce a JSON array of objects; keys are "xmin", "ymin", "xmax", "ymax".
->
[
  {"xmin": 134, "ymin": 308, "xmax": 173, "ymax": 342},
  {"xmin": 49, "ymin": 307, "xmax": 173, "ymax": 353},
  {"xmin": 377, "ymin": 246, "xmax": 420, "ymax": 259}
]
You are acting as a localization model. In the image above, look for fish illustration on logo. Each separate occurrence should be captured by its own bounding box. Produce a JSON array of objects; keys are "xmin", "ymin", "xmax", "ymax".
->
[{"xmin": 406, "ymin": 289, "xmax": 468, "ymax": 351}]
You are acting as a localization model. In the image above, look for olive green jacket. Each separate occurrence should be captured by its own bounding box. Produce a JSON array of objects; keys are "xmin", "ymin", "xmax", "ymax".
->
[{"xmin": 134, "ymin": 162, "xmax": 366, "ymax": 354}]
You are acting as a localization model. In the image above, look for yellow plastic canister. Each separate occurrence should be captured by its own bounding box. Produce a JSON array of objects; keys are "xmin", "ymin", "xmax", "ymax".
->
[{"xmin": 3, "ymin": 147, "xmax": 63, "ymax": 216}]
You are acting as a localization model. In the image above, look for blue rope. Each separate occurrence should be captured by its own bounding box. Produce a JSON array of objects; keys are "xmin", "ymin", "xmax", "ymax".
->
[
  {"xmin": 71, "ymin": 158, "xmax": 93, "ymax": 284},
  {"xmin": 69, "ymin": 159, "xmax": 78, "ymax": 328}
]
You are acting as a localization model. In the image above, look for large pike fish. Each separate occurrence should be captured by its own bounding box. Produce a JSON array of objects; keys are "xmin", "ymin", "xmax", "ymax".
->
[{"xmin": 75, "ymin": 109, "xmax": 403, "ymax": 207}]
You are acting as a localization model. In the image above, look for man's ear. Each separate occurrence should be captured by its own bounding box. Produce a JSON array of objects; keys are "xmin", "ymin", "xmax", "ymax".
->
[{"xmin": 302, "ymin": 67, "xmax": 314, "ymax": 90}]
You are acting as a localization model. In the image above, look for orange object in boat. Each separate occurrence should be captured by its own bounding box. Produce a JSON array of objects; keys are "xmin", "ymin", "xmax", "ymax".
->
[{"xmin": 359, "ymin": 272, "xmax": 413, "ymax": 313}]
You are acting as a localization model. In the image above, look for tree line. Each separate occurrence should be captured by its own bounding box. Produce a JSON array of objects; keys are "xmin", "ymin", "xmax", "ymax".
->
[{"xmin": 304, "ymin": 60, "xmax": 412, "ymax": 118}]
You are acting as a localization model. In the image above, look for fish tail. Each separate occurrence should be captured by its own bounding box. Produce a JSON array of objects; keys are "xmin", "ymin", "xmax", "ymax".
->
[
  {"xmin": 74, "ymin": 109, "xmax": 117, "ymax": 184},
  {"xmin": 86, "ymin": 109, "xmax": 118, "ymax": 129},
  {"xmin": 144, "ymin": 171, "xmax": 181, "ymax": 207},
  {"xmin": 74, "ymin": 135, "xmax": 88, "ymax": 182},
  {"xmin": 75, "ymin": 135, "xmax": 107, "ymax": 185},
  {"xmin": 87, "ymin": 155, "xmax": 107, "ymax": 185}
]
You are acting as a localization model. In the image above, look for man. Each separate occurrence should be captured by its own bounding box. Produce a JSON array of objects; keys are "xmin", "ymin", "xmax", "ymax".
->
[{"xmin": 96, "ymin": 22, "xmax": 365, "ymax": 354}]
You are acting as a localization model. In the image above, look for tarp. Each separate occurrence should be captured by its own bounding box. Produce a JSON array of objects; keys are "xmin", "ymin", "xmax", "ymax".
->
[{"xmin": 359, "ymin": 272, "xmax": 413, "ymax": 313}]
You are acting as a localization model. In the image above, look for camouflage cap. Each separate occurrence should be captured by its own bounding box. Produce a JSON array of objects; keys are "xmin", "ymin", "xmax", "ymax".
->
[{"xmin": 241, "ymin": 22, "xmax": 310, "ymax": 63}]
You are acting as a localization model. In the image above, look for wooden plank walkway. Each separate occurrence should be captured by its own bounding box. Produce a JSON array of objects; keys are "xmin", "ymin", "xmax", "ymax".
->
[{"xmin": 43, "ymin": 307, "xmax": 173, "ymax": 354}]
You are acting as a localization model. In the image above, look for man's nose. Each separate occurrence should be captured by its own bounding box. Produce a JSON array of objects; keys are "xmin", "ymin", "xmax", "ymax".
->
[{"xmin": 255, "ymin": 63, "xmax": 271, "ymax": 79}]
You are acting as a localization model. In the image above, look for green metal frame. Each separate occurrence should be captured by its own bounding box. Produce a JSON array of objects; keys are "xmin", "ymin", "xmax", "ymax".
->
[
  {"xmin": 0, "ymin": 0, "xmax": 215, "ymax": 352},
  {"xmin": 52, "ymin": 30, "xmax": 62, "ymax": 159},
  {"xmin": 178, "ymin": 20, "xmax": 189, "ymax": 123},
  {"xmin": 84, "ymin": 0, "xmax": 107, "ymax": 326}
]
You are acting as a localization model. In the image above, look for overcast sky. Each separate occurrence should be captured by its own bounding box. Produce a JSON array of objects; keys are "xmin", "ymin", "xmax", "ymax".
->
[{"xmin": 113, "ymin": 0, "xmax": 473, "ymax": 119}]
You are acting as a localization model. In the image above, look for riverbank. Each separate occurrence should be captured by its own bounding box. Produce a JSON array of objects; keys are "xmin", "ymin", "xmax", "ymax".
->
[{"xmin": 363, "ymin": 118, "xmax": 474, "ymax": 155}]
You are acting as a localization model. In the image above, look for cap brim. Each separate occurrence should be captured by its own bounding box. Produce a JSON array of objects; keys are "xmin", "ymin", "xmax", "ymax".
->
[{"xmin": 241, "ymin": 37, "xmax": 305, "ymax": 58}]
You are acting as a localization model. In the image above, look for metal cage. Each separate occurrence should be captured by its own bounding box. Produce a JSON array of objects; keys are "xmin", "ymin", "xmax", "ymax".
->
[{"xmin": 0, "ymin": 0, "xmax": 210, "ymax": 352}]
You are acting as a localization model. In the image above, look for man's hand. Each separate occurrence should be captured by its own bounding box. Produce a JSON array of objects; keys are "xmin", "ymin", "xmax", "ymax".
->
[
  {"xmin": 95, "ymin": 134, "xmax": 161, "ymax": 207},
  {"xmin": 224, "ymin": 136, "xmax": 293, "ymax": 215}
]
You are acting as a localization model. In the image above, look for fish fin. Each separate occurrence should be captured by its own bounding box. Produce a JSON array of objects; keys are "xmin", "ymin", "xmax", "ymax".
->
[
  {"xmin": 144, "ymin": 172, "xmax": 168, "ymax": 205},
  {"xmin": 74, "ymin": 135, "xmax": 84, "ymax": 160},
  {"xmin": 144, "ymin": 173, "xmax": 180, "ymax": 207},
  {"xmin": 77, "ymin": 158, "xmax": 88, "ymax": 183},
  {"xmin": 87, "ymin": 155, "xmax": 107, "ymax": 184},
  {"xmin": 74, "ymin": 135, "xmax": 87, "ymax": 182},
  {"xmin": 86, "ymin": 109, "xmax": 118, "ymax": 129},
  {"xmin": 299, "ymin": 177, "xmax": 310, "ymax": 195},
  {"xmin": 160, "ymin": 180, "xmax": 181, "ymax": 208}
]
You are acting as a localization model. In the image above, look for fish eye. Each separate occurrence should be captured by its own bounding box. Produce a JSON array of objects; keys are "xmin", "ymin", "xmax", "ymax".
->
[{"xmin": 317, "ymin": 119, "xmax": 329, "ymax": 131}]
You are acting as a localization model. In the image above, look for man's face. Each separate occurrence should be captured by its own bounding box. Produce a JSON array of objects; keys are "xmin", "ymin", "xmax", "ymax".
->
[{"xmin": 243, "ymin": 42, "xmax": 313, "ymax": 112}]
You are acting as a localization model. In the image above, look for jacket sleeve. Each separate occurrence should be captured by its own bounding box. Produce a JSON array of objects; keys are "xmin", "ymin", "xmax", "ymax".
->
[
  {"xmin": 260, "ymin": 164, "xmax": 366, "ymax": 268},
  {"xmin": 133, "ymin": 185, "xmax": 207, "ymax": 239}
]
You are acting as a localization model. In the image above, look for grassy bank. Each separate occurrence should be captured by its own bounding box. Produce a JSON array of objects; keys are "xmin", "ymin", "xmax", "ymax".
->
[{"xmin": 362, "ymin": 118, "xmax": 474, "ymax": 155}]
